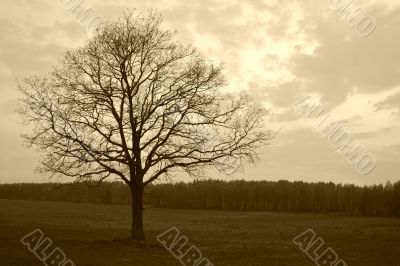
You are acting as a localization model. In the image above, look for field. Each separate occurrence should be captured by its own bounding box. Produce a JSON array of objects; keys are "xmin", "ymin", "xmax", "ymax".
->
[{"xmin": 0, "ymin": 199, "xmax": 399, "ymax": 266}]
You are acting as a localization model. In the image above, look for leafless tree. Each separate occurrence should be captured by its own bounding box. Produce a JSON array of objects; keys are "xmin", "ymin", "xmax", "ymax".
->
[{"xmin": 18, "ymin": 10, "xmax": 274, "ymax": 241}]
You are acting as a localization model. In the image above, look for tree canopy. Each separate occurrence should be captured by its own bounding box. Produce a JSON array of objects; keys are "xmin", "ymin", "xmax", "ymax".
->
[{"xmin": 18, "ymin": 10, "xmax": 273, "ymax": 240}]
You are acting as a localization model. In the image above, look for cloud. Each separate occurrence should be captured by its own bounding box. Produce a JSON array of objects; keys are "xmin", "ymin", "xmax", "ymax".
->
[
  {"xmin": 290, "ymin": 4, "xmax": 400, "ymax": 107},
  {"xmin": 250, "ymin": 81, "xmax": 303, "ymax": 107},
  {"xmin": 0, "ymin": 20, "xmax": 71, "ymax": 96},
  {"xmin": 374, "ymin": 91, "xmax": 400, "ymax": 115},
  {"xmin": 334, "ymin": 115, "xmax": 362, "ymax": 127},
  {"xmin": 248, "ymin": 1, "xmax": 400, "ymax": 112},
  {"xmin": 30, "ymin": 22, "xmax": 84, "ymax": 42}
]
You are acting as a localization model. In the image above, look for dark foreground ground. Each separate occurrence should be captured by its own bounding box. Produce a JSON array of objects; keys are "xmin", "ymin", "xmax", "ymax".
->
[{"xmin": 0, "ymin": 199, "xmax": 399, "ymax": 266}]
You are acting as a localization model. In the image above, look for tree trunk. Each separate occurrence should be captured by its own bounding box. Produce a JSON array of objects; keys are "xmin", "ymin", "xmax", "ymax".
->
[{"xmin": 130, "ymin": 184, "xmax": 145, "ymax": 242}]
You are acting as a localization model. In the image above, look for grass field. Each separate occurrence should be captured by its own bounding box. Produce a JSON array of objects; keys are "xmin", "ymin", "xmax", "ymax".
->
[{"xmin": 0, "ymin": 199, "xmax": 399, "ymax": 266}]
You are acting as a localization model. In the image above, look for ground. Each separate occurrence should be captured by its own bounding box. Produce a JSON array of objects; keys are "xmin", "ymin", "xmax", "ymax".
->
[{"xmin": 0, "ymin": 199, "xmax": 399, "ymax": 266}]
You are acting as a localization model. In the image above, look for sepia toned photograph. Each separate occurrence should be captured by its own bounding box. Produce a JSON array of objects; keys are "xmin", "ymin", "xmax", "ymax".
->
[{"xmin": 0, "ymin": 0, "xmax": 399, "ymax": 265}]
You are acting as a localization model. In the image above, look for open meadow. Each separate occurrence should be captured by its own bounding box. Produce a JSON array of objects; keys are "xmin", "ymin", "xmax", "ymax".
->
[{"xmin": 0, "ymin": 199, "xmax": 399, "ymax": 266}]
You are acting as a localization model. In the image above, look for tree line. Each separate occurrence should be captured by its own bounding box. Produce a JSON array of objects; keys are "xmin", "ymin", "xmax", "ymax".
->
[{"xmin": 0, "ymin": 179, "xmax": 399, "ymax": 217}]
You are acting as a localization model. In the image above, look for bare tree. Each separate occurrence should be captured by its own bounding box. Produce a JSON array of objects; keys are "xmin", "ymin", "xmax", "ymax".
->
[{"xmin": 18, "ymin": 10, "xmax": 274, "ymax": 241}]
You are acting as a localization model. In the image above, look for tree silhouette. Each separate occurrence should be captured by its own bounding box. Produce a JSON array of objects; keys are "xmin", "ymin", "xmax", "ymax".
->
[{"xmin": 18, "ymin": 10, "xmax": 273, "ymax": 241}]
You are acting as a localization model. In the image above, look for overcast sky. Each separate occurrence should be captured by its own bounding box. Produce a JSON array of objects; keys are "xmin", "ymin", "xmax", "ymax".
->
[{"xmin": 0, "ymin": 0, "xmax": 399, "ymax": 185}]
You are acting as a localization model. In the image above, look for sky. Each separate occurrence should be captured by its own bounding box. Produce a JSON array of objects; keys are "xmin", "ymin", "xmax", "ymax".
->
[{"xmin": 0, "ymin": 0, "xmax": 399, "ymax": 185}]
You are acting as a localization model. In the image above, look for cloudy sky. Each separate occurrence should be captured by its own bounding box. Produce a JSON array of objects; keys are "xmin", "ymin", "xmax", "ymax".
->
[{"xmin": 0, "ymin": 0, "xmax": 399, "ymax": 185}]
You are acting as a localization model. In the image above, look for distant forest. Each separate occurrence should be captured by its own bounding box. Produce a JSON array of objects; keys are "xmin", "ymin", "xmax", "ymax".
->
[{"xmin": 0, "ymin": 180, "xmax": 399, "ymax": 217}]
